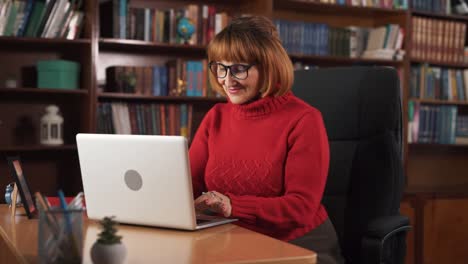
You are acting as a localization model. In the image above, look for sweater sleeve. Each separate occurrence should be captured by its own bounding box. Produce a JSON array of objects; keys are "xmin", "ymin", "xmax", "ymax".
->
[
  {"xmin": 227, "ymin": 110, "xmax": 330, "ymax": 231},
  {"xmin": 188, "ymin": 108, "xmax": 214, "ymax": 198}
]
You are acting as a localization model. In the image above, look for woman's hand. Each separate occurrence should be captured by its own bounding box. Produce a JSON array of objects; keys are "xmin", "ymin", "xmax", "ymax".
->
[{"xmin": 194, "ymin": 191, "xmax": 232, "ymax": 217}]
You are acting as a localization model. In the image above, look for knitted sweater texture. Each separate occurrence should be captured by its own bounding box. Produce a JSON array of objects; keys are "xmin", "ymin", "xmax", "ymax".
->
[{"xmin": 189, "ymin": 92, "xmax": 330, "ymax": 241}]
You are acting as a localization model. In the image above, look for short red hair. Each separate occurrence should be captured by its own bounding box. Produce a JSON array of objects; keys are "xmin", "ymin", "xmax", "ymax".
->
[{"xmin": 207, "ymin": 15, "xmax": 294, "ymax": 97}]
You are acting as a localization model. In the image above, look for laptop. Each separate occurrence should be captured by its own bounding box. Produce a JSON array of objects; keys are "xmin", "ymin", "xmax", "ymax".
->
[{"xmin": 76, "ymin": 133, "xmax": 237, "ymax": 230}]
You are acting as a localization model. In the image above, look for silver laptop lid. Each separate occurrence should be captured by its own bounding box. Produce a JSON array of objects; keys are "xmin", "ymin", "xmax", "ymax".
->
[{"xmin": 76, "ymin": 134, "xmax": 197, "ymax": 230}]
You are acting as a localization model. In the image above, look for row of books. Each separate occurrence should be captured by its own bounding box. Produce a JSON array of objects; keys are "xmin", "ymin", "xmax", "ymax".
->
[
  {"xmin": 100, "ymin": 1, "xmax": 228, "ymax": 45},
  {"xmin": 410, "ymin": 65, "xmax": 468, "ymax": 101},
  {"xmin": 106, "ymin": 65, "xmax": 168, "ymax": 95},
  {"xmin": 275, "ymin": 20, "xmax": 404, "ymax": 60},
  {"xmin": 408, "ymin": 103, "xmax": 468, "ymax": 145},
  {"xmin": 105, "ymin": 60, "xmax": 220, "ymax": 97},
  {"xmin": 97, "ymin": 102, "xmax": 193, "ymax": 140},
  {"xmin": 0, "ymin": 0, "xmax": 84, "ymax": 39},
  {"xmin": 411, "ymin": 17, "xmax": 466, "ymax": 64},
  {"xmin": 361, "ymin": 24, "xmax": 405, "ymax": 60},
  {"xmin": 411, "ymin": 0, "xmax": 463, "ymax": 15},
  {"xmin": 294, "ymin": 0, "xmax": 408, "ymax": 9}
]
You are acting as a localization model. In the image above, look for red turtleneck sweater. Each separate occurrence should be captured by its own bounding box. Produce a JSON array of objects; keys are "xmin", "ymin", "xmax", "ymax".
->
[{"xmin": 189, "ymin": 92, "xmax": 329, "ymax": 241}]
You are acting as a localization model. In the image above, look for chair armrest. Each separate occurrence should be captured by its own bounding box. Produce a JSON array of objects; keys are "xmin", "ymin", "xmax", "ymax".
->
[
  {"xmin": 366, "ymin": 215, "xmax": 411, "ymax": 239},
  {"xmin": 361, "ymin": 215, "xmax": 411, "ymax": 264}
]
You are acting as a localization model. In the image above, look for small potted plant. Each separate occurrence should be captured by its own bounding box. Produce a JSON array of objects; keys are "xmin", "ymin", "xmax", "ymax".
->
[{"xmin": 91, "ymin": 216, "xmax": 126, "ymax": 264}]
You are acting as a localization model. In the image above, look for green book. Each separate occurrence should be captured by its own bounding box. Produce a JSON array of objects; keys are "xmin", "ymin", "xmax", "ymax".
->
[
  {"xmin": 33, "ymin": 0, "xmax": 55, "ymax": 37},
  {"xmin": 3, "ymin": 1, "xmax": 18, "ymax": 36},
  {"xmin": 24, "ymin": 1, "xmax": 45, "ymax": 37}
]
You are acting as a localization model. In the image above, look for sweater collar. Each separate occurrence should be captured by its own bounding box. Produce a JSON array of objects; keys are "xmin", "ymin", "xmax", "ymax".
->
[{"xmin": 230, "ymin": 92, "xmax": 292, "ymax": 119}]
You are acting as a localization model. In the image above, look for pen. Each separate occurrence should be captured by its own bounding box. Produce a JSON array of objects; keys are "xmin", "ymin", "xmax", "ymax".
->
[
  {"xmin": 58, "ymin": 190, "xmax": 81, "ymax": 260},
  {"xmin": 58, "ymin": 190, "xmax": 72, "ymax": 233},
  {"xmin": 35, "ymin": 192, "xmax": 59, "ymax": 235}
]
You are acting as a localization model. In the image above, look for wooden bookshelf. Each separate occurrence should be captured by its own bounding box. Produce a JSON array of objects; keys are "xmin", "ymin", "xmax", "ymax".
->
[
  {"xmin": 3, "ymin": 1, "xmax": 468, "ymax": 263},
  {"xmin": 0, "ymin": 0, "xmax": 95, "ymax": 197}
]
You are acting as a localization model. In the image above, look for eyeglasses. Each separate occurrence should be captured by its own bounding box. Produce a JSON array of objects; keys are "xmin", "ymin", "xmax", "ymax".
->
[{"xmin": 208, "ymin": 62, "xmax": 255, "ymax": 80}]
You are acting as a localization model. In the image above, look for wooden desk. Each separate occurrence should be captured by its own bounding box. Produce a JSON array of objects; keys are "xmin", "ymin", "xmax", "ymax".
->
[{"xmin": 0, "ymin": 206, "xmax": 316, "ymax": 263}]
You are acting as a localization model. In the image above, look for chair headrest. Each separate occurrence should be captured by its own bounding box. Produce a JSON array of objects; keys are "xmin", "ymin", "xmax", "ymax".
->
[{"xmin": 292, "ymin": 67, "xmax": 401, "ymax": 140}]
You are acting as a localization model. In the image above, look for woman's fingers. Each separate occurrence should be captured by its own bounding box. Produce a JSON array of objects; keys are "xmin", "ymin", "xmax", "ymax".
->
[
  {"xmin": 194, "ymin": 191, "xmax": 231, "ymax": 216},
  {"xmin": 195, "ymin": 193, "xmax": 220, "ymax": 213}
]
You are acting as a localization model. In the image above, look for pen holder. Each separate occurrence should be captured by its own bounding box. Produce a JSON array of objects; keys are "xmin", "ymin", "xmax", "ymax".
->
[{"xmin": 38, "ymin": 209, "xmax": 84, "ymax": 264}]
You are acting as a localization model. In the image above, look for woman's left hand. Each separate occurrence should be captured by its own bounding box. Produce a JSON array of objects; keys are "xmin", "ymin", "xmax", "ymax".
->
[{"xmin": 194, "ymin": 191, "xmax": 232, "ymax": 217}]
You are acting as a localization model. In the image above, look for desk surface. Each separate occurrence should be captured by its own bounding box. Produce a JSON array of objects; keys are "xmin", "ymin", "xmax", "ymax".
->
[{"xmin": 0, "ymin": 205, "xmax": 316, "ymax": 264}]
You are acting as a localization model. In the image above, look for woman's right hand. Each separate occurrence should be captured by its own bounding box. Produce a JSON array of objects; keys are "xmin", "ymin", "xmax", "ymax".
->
[{"xmin": 194, "ymin": 191, "xmax": 232, "ymax": 217}]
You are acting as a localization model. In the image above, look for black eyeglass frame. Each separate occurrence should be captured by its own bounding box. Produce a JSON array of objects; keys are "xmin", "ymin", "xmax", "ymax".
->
[{"xmin": 208, "ymin": 62, "xmax": 256, "ymax": 80}]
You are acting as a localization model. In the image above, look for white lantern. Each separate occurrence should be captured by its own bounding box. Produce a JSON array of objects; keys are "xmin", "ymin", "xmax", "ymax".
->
[{"xmin": 40, "ymin": 105, "xmax": 64, "ymax": 146}]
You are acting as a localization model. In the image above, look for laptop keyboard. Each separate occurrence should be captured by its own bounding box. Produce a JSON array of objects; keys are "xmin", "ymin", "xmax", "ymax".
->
[{"xmin": 196, "ymin": 218, "xmax": 212, "ymax": 225}]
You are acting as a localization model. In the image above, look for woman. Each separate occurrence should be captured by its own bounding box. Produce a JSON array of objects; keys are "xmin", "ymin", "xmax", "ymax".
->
[{"xmin": 189, "ymin": 15, "xmax": 343, "ymax": 264}]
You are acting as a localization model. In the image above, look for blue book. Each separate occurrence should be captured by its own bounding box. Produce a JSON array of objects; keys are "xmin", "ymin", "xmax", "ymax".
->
[
  {"xmin": 152, "ymin": 66, "xmax": 161, "ymax": 96},
  {"xmin": 186, "ymin": 61, "xmax": 194, "ymax": 96},
  {"xmin": 160, "ymin": 67, "xmax": 168, "ymax": 96},
  {"xmin": 17, "ymin": 0, "xmax": 34, "ymax": 36},
  {"xmin": 455, "ymin": 70, "xmax": 465, "ymax": 101},
  {"xmin": 119, "ymin": 0, "xmax": 126, "ymax": 39},
  {"xmin": 196, "ymin": 61, "xmax": 203, "ymax": 96}
]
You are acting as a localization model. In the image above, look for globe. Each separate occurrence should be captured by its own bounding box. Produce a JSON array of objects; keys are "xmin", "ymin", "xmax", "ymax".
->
[{"xmin": 177, "ymin": 17, "xmax": 195, "ymax": 44}]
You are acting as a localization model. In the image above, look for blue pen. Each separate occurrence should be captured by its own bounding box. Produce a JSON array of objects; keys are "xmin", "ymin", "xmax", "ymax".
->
[
  {"xmin": 58, "ymin": 190, "xmax": 81, "ymax": 259},
  {"xmin": 58, "ymin": 190, "xmax": 72, "ymax": 233}
]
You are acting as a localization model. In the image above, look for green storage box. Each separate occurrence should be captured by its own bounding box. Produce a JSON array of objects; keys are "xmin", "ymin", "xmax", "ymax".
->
[{"xmin": 37, "ymin": 60, "xmax": 80, "ymax": 89}]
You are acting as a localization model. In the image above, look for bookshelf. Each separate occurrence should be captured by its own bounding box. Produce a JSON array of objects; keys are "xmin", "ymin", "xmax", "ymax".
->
[
  {"xmin": 0, "ymin": 0, "xmax": 95, "ymax": 196},
  {"xmin": 2, "ymin": 0, "xmax": 468, "ymax": 263},
  {"xmin": 406, "ymin": 1, "xmax": 468, "ymax": 264}
]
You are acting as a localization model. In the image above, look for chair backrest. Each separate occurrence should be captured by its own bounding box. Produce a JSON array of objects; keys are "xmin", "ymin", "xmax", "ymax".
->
[{"xmin": 292, "ymin": 67, "xmax": 405, "ymax": 263}]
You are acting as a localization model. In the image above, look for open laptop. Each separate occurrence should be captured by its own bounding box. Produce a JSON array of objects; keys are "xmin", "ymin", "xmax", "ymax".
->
[{"xmin": 76, "ymin": 133, "xmax": 237, "ymax": 230}]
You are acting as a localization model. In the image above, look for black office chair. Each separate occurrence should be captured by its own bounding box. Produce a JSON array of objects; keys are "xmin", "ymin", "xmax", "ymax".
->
[{"xmin": 292, "ymin": 67, "xmax": 411, "ymax": 264}]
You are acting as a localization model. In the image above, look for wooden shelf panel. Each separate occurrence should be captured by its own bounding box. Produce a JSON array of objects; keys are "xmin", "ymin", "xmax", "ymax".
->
[
  {"xmin": 0, "ymin": 87, "xmax": 88, "ymax": 95},
  {"xmin": 0, "ymin": 88, "xmax": 88, "ymax": 102},
  {"xmin": 405, "ymin": 185, "xmax": 468, "ymax": 196},
  {"xmin": 408, "ymin": 143, "xmax": 468, "ymax": 148},
  {"xmin": 274, "ymin": 0, "xmax": 407, "ymax": 16},
  {"xmin": 410, "ymin": 59, "xmax": 468, "ymax": 68},
  {"xmin": 411, "ymin": 10, "xmax": 468, "ymax": 22},
  {"xmin": 0, "ymin": 37, "xmax": 91, "ymax": 47},
  {"xmin": 98, "ymin": 92, "xmax": 226, "ymax": 103},
  {"xmin": 0, "ymin": 145, "xmax": 77, "ymax": 152},
  {"xmin": 409, "ymin": 98, "xmax": 468, "ymax": 106},
  {"xmin": 99, "ymin": 38, "xmax": 403, "ymax": 67},
  {"xmin": 289, "ymin": 53, "xmax": 404, "ymax": 66},
  {"xmin": 99, "ymin": 38, "xmax": 207, "ymax": 55}
]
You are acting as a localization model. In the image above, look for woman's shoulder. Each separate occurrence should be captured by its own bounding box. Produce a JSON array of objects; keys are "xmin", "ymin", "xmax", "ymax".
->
[
  {"xmin": 203, "ymin": 102, "xmax": 230, "ymax": 120},
  {"xmin": 209, "ymin": 102, "xmax": 230, "ymax": 113},
  {"xmin": 288, "ymin": 94, "xmax": 323, "ymax": 118},
  {"xmin": 286, "ymin": 95, "xmax": 327, "ymax": 132}
]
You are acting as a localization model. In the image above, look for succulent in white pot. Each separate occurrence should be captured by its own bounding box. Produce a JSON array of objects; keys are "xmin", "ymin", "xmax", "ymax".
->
[{"xmin": 91, "ymin": 216, "xmax": 126, "ymax": 264}]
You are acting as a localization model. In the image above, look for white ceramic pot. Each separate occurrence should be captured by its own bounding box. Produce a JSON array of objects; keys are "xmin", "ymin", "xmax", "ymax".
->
[{"xmin": 91, "ymin": 242, "xmax": 127, "ymax": 264}]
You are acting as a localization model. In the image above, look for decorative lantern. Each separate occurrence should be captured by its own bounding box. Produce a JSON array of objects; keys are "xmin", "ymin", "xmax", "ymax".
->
[{"xmin": 40, "ymin": 105, "xmax": 64, "ymax": 146}]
